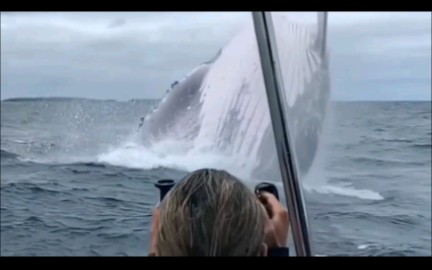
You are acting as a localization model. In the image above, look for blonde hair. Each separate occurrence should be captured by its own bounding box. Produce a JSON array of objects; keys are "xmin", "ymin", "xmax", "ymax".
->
[{"xmin": 156, "ymin": 169, "xmax": 266, "ymax": 256}]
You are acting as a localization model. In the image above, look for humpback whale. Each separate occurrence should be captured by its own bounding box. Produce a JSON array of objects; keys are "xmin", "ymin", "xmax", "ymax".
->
[{"xmin": 138, "ymin": 13, "xmax": 330, "ymax": 180}]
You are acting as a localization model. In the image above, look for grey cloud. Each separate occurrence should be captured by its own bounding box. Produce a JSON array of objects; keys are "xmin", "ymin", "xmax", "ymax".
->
[
  {"xmin": 108, "ymin": 18, "xmax": 126, "ymax": 29},
  {"xmin": 327, "ymin": 12, "xmax": 431, "ymax": 100},
  {"xmin": 1, "ymin": 12, "xmax": 245, "ymax": 100}
]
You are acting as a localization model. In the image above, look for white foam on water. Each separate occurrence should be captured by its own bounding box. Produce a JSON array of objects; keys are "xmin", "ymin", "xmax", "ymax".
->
[
  {"xmin": 302, "ymin": 134, "xmax": 384, "ymax": 201},
  {"xmin": 97, "ymin": 133, "xmax": 384, "ymax": 202},
  {"xmin": 304, "ymin": 183, "xmax": 384, "ymax": 201},
  {"xmin": 358, "ymin": 244, "xmax": 370, "ymax": 250},
  {"xmin": 97, "ymin": 138, "xmax": 254, "ymax": 180}
]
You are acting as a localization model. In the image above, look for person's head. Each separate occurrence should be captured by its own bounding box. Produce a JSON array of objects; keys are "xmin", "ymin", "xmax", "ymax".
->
[{"xmin": 155, "ymin": 168, "xmax": 268, "ymax": 256}]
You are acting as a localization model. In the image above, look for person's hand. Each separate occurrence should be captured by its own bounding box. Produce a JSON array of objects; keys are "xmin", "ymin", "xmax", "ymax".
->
[
  {"xmin": 148, "ymin": 207, "xmax": 160, "ymax": 256},
  {"xmin": 258, "ymin": 192, "xmax": 289, "ymax": 248}
]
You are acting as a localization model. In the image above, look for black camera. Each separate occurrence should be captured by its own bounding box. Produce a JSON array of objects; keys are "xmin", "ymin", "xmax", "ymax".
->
[
  {"xmin": 154, "ymin": 179, "xmax": 176, "ymax": 201},
  {"xmin": 254, "ymin": 182, "xmax": 280, "ymax": 200},
  {"xmin": 154, "ymin": 179, "xmax": 279, "ymax": 202}
]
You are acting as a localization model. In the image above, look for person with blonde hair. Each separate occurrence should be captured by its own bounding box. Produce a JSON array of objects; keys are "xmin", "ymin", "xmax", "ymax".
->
[{"xmin": 148, "ymin": 168, "xmax": 290, "ymax": 256}]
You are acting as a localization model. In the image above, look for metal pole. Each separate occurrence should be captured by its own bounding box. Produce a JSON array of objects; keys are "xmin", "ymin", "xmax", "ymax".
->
[
  {"xmin": 251, "ymin": 12, "xmax": 312, "ymax": 256},
  {"xmin": 317, "ymin": 12, "xmax": 328, "ymax": 58}
]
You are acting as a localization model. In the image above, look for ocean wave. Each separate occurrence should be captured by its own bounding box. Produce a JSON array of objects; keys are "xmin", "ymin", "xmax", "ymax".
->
[
  {"xmin": 382, "ymin": 138, "xmax": 414, "ymax": 143},
  {"xmin": 411, "ymin": 143, "xmax": 431, "ymax": 149},
  {"xmin": 350, "ymin": 156, "xmax": 426, "ymax": 166},
  {"xmin": 356, "ymin": 244, "xmax": 429, "ymax": 256},
  {"xmin": 315, "ymin": 211, "xmax": 417, "ymax": 228},
  {"xmin": 1, "ymin": 182, "xmax": 66, "ymax": 196},
  {"xmin": 304, "ymin": 183, "xmax": 384, "ymax": 200},
  {"xmin": 1, "ymin": 149, "xmax": 20, "ymax": 159}
]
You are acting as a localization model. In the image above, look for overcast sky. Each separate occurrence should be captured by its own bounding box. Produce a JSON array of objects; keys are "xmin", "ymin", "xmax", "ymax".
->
[{"xmin": 1, "ymin": 12, "xmax": 431, "ymax": 101}]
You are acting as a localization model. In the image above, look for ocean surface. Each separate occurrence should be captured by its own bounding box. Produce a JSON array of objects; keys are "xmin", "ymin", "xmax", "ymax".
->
[{"xmin": 1, "ymin": 99, "xmax": 431, "ymax": 256}]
